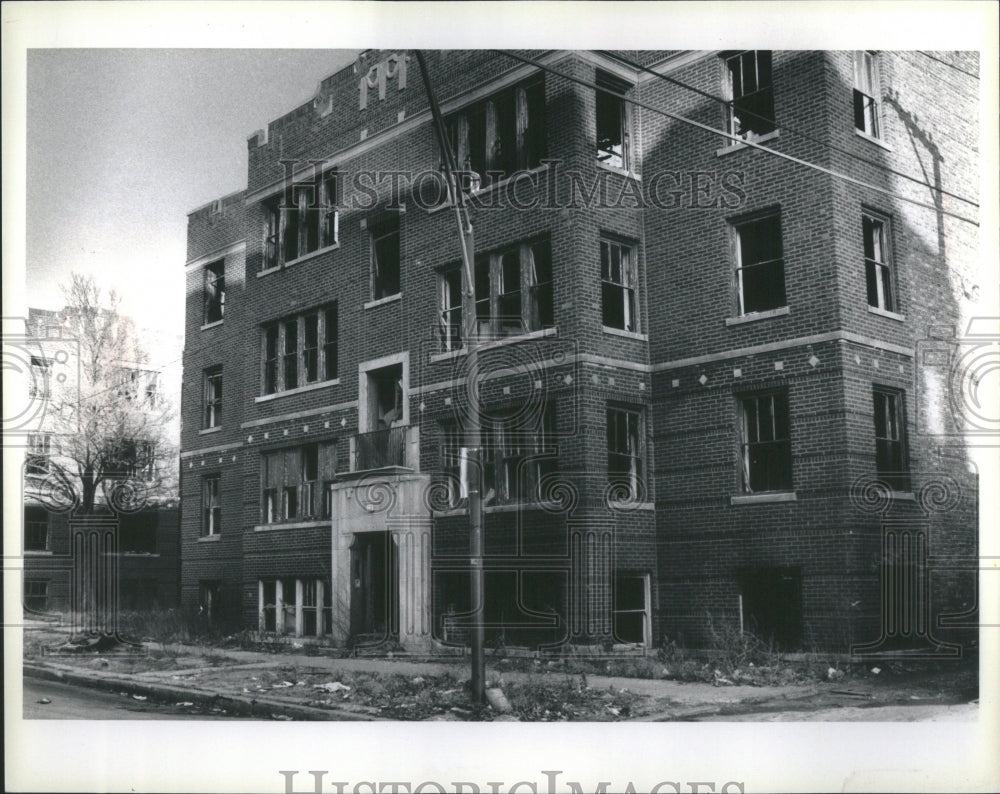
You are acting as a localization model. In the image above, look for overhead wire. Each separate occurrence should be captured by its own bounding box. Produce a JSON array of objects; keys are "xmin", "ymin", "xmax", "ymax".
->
[
  {"xmin": 599, "ymin": 50, "xmax": 979, "ymax": 210},
  {"xmin": 492, "ymin": 50, "xmax": 979, "ymax": 227}
]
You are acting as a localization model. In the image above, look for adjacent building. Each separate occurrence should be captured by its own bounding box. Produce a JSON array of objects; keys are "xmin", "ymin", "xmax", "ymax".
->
[{"xmin": 181, "ymin": 50, "xmax": 979, "ymax": 653}]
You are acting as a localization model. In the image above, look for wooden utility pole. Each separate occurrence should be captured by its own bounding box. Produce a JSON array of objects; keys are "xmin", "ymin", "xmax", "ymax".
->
[{"xmin": 414, "ymin": 51, "xmax": 486, "ymax": 704}]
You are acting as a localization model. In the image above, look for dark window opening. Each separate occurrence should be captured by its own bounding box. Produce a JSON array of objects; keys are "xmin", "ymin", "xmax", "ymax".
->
[
  {"xmin": 202, "ymin": 475, "xmax": 220, "ymax": 536},
  {"xmin": 740, "ymin": 566, "xmax": 802, "ymax": 650},
  {"xmin": 725, "ymin": 50, "xmax": 775, "ymax": 137},
  {"xmin": 24, "ymin": 506, "xmax": 48, "ymax": 551},
  {"xmin": 263, "ymin": 441, "xmax": 337, "ymax": 524},
  {"xmin": 119, "ymin": 513, "xmax": 157, "ymax": 554},
  {"xmin": 613, "ymin": 573, "xmax": 649, "ymax": 645},
  {"xmin": 740, "ymin": 391, "xmax": 792, "ymax": 493},
  {"xmin": 607, "ymin": 406, "xmax": 644, "ymax": 500},
  {"xmin": 263, "ymin": 170, "xmax": 338, "ymax": 271},
  {"xmin": 24, "ymin": 580, "xmax": 48, "ymax": 613},
  {"xmin": 601, "ymin": 237, "xmax": 638, "ymax": 331},
  {"xmin": 371, "ymin": 215, "xmax": 401, "ymax": 300},
  {"xmin": 735, "ymin": 213, "xmax": 785, "ymax": 315},
  {"xmin": 263, "ymin": 324, "xmax": 279, "ymax": 395},
  {"xmin": 874, "ymin": 387, "xmax": 909, "ymax": 491},
  {"xmin": 203, "ymin": 260, "xmax": 225, "ymax": 324},
  {"xmin": 596, "ymin": 71, "xmax": 631, "ymax": 170}
]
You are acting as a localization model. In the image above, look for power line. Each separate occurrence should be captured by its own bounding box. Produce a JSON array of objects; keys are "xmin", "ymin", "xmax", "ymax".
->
[
  {"xmin": 916, "ymin": 51, "xmax": 980, "ymax": 80},
  {"xmin": 601, "ymin": 50, "xmax": 979, "ymax": 210},
  {"xmin": 492, "ymin": 50, "xmax": 978, "ymax": 228}
]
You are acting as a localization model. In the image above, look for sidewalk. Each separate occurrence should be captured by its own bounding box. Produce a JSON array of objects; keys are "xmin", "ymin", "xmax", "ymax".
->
[{"xmin": 24, "ymin": 631, "xmax": 976, "ymax": 721}]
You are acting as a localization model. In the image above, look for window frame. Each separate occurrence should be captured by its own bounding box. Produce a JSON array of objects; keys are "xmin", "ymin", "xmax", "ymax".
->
[
  {"xmin": 203, "ymin": 365, "xmax": 222, "ymax": 429},
  {"xmin": 873, "ymin": 386, "xmax": 910, "ymax": 492},
  {"xmin": 457, "ymin": 238, "xmax": 554, "ymax": 344},
  {"xmin": 601, "ymin": 235, "xmax": 640, "ymax": 333},
  {"xmin": 203, "ymin": 260, "xmax": 225, "ymax": 324},
  {"xmin": 724, "ymin": 50, "xmax": 776, "ymax": 138},
  {"xmin": 596, "ymin": 70, "xmax": 633, "ymax": 171},
  {"xmin": 28, "ymin": 355, "xmax": 51, "ymax": 399},
  {"xmin": 444, "ymin": 75, "xmax": 547, "ymax": 193},
  {"xmin": 260, "ymin": 303, "xmax": 338, "ymax": 396},
  {"xmin": 370, "ymin": 214, "xmax": 401, "ymax": 301},
  {"xmin": 26, "ymin": 433, "xmax": 52, "ymax": 476},
  {"xmin": 738, "ymin": 390, "xmax": 793, "ymax": 494},
  {"xmin": 23, "ymin": 580, "xmax": 48, "ymax": 612},
  {"xmin": 733, "ymin": 211, "xmax": 786, "ymax": 316},
  {"xmin": 261, "ymin": 440, "xmax": 338, "ymax": 524},
  {"xmin": 262, "ymin": 169, "xmax": 339, "ymax": 271},
  {"xmin": 202, "ymin": 474, "xmax": 221, "ymax": 536},
  {"xmin": 606, "ymin": 404, "xmax": 645, "ymax": 501},
  {"xmin": 862, "ymin": 210, "xmax": 896, "ymax": 312},
  {"xmin": 853, "ymin": 51, "xmax": 881, "ymax": 139}
]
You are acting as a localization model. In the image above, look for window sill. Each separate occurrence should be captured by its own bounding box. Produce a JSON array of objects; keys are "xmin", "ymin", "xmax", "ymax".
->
[
  {"xmin": 889, "ymin": 490, "xmax": 916, "ymax": 501},
  {"xmin": 24, "ymin": 550, "xmax": 53, "ymax": 555},
  {"xmin": 200, "ymin": 320, "xmax": 224, "ymax": 331},
  {"xmin": 596, "ymin": 161, "xmax": 641, "ymax": 181},
  {"xmin": 868, "ymin": 305, "xmax": 905, "ymax": 322},
  {"xmin": 364, "ymin": 293, "xmax": 402, "ymax": 310},
  {"xmin": 254, "ymin": 519, "xmax": 330, "ymax": 532},
  {"xmin": 429, "ymin": 327, "xmax": 558, "ymax": 363},
  {"xmin": 198, "ymin": 534, "xmax": 221, "ymax": 542},
  {"xmin": 118, "ymin": 552, "xmax": 161, "ymax": 557},
  {"xmin": 608, "ymin": 500, "xmax": 655, "ymax": 511},
  {"xmin": 257, "ymin": 265, "xmax": 281, "ymax": 278},
  {"xmin": 731, "ymin": 492, "xmax": 797, "ymax": 505},
  {"xmin": 855, "ymin": 129, "xmax": 892, "ymax": 151},
  {"xmin": 716, "ymin": 129, "xmax": 780, "ymax": 157},
  {"xmin": 199, "ymin": 426, "xmax": 222, "ymax": 435},
  {"xmin": 255, "ymin": 378, "xmax": 340, "ymax": 403},
  {"xmin": 603, "ymin": 326, "xmax": 647, "ymax": 341},
  {"xmin": 284, "ymin": 243, "xmax": 340, "ymax": 269},
  {"xmin": 726, "ymin": 306, "xmax": 789, "ymax": 326},
  {"xmin": 433, "ymin": 499, "xmax": 565, "ymax": 517}
]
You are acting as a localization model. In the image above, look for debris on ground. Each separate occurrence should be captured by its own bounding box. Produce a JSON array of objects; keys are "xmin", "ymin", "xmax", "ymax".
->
[
  {"xmin": 825, "ymin": 667, "xmax": 845, "ymax": 682},
  {"xmin": 313, "ymin": 681, "xmax": 351, "ymax": 693},
  {"xmin": 36, "ymin": 698, "xmax": 52, "ymax": 704},
  {"xmin": 131, "ymin": 695, "xmax": 147, "ymax": 701},
  {"xmin": 485, "ymin": 687, "xmax": 512, "ymax": 714}
]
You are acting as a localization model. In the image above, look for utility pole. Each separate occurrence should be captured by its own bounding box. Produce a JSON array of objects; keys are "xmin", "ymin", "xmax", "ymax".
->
[{"xmin": 414, "ymin": 51, "xmax": 486, "ymax": 704}]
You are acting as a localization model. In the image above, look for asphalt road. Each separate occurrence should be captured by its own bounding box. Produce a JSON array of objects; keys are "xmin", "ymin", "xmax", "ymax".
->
[{"xmin": 23, "ymin": 679, "xmax": 244, "ymax": 720}]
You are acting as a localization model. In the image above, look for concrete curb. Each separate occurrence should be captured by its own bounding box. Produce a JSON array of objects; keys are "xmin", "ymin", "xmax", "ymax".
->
[{"xmin": 23, "ymin": 663, "xmax": 381, "ymax": 721}]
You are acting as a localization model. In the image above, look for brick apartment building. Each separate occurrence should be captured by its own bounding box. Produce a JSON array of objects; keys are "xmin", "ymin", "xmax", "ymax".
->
[{"xmin": 181, "ymin": 50, "xmax": 979, "ymax": 653}]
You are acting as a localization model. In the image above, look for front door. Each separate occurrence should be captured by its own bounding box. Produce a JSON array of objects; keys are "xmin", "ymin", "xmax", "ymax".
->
[{"xmin": 349, "ymin": 532, "xmax": 398, "ymax": 644}]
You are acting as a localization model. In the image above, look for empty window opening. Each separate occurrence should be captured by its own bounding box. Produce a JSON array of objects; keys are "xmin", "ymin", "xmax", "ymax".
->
[
  {"xmin": 853, "ymin": 51, "xmax": 881, "ymax": 138},
  {"xmin": 371, "ymin": 215, "xmax": 401, "ymax": 300},
  {"xmin": 203, "ymin": 261, "xmax": 225, "ymax": 324},
  {"xmin": 739, "ymin": 391, "xmax": 792, "ymax": 493},
  {"xmin": 863, "ymin": 212, "xmax": 895, "ymax": 312},
  {"xmin": 734, "ymin": 213, "xmax": 785, "ymax": 315},
  {"xmin": 740, "ymin": 566, "xmax": 802, "ymax": 649},
  {"xmin": 725, "ymin": 51, "xmax": 775, "ymax": 138}
]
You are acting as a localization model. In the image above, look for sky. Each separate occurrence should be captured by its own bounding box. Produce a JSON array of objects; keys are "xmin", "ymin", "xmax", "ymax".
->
[{"xmin": 25, "ymin": 49, "xmax": 359, "ymax": 349}]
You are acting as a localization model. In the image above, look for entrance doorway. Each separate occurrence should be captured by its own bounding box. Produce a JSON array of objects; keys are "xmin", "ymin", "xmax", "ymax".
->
[{"xmin": 349, "ymin": 531, "xmax": 399, "ymax": 643}]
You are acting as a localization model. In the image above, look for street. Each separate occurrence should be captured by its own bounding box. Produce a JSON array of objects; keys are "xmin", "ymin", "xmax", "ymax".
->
[{"xmin": 23, "ymin": 679, "xmax": 244, "ymax": 720}]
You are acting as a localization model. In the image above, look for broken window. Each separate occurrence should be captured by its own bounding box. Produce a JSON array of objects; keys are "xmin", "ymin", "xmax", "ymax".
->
[
  {"xmin": 370, "ymin": 215, "xmax": 401, "ymax": 300},
  {"xmin": 261, "ymin": 303, "xmax": 338, "ymax": 395},
  {"xmin": 601, "ymin": 237, "xmax": 639, "ymax": 332},
  {"xmin": 25, "ymin": 433, "xmax": 51, "ymax": 476},
  {"xmin": 734, "ymin": 213, "xmax": 785, "ymax": 315},
  {"xmin": 613, "ymin": 573, "xmax": 650, "ymax": 645},
  {"xmin": 596, "ymin": 71, "xmax": 632, "ymax": 170},
  {"xmin": 203, "ymin": 366, "xmax": 222, "ymax": 428},
  {"xmin": 725, "ymin": 51, "xmax": 775, "ymax": 138},
  {"xmin": 863, "ymin": 212, "xmax": 895, "ymax": 312},
  {"xmin": 874, "ymin": 386, "xmax": 909, "ymax": 491},
  {"xmin": 739, "ymin": 391, "xmax": 792, "ymax": 493},
  {"xmin": 607, "ymin": 406, "xmax": 644, "ymax": 500},
  {"xmin": 259, "ymin": 577, "xmax": 330, "ymax": 636},
  {"xmin": 262, "ymin": 169, "xmax": 339, "ymax": 270},
  {"xmin": 24, "ymin": 506, "xmax": 48, "ymax": 551},
  {"xmin": 853, "ymin": 51, "xmax": 881, "ymax": 138},
  {"xmin": 445, "ymin": 75, "xmax": 547, "ymax": 191},
  {"xmin": 203, "ymin": 260, "xmax": 225, "ymax": 324},
  {"xmin": 262, "ymin": 441, "xmax": 338, "ymax": 523},
  {"xmin": 467, "ymin": 238, "xmax": 554, "ymax": 341},
  {"xmin": 202, "ymin": 474, "xmax": 221, "ymax": 536},
  {"xmin": 441, "ymin": 404, "xmax": 556, "ymax": 507}
]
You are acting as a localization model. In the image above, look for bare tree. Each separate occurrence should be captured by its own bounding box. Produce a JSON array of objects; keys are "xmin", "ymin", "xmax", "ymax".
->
[{"xmin": 39, "ymin": 273, "xmax": 177, "ymax": 514}]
